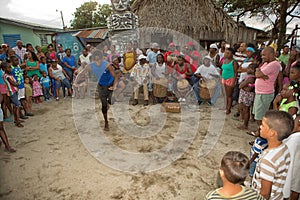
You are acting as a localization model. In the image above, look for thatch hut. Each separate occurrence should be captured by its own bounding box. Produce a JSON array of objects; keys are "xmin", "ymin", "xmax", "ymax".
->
[{"xmin": 131, "ymin": 0, "xmax": 239, "ymax": 49}]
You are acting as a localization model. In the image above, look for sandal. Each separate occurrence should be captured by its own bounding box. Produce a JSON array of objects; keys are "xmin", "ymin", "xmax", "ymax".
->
[
  {"xmin": 56, "ymin": 97, "xmax": 59, "ymax": 101},
  {"xmin": 15, "ymin": 122, "xmax": 24, "ymax": 128},
  {"xmin": 5, "ymin": 147, "xmax": 16, "ymax": 153}
]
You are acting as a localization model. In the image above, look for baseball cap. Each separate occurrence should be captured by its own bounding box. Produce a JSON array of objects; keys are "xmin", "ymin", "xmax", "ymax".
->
[
  {"xmin": 138, "ymin": 54, "xmax": 147, "ymax": 60},
  {"xmin": 209, "ymin": 44, "xmax": 218, "ymax": 49}
]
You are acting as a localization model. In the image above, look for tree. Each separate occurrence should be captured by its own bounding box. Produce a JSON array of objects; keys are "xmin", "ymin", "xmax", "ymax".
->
[
  {"xmin": 216, "ymin": 0, "xmax": 300, "ymax": 51},
  {"xmin": 70, "ymin": 1, "xmax": 112, "ymax": 29}
]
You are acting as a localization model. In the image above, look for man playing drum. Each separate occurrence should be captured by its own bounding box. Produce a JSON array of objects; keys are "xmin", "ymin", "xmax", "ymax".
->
[{"xmin": 193, "ymin": 56, "xmax": 221, "ymax": 106}]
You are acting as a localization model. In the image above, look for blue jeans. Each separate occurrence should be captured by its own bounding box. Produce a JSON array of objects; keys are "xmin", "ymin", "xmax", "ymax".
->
[
  {"xmin": 249, "ymin": 161, "xmax": 257, "ymax": 177},
  {"xmin": 193, "ymin": 80, "xmax": 221, "ymax": 105},
  {"xmin": 43, "ymin": 87, "xmax": 50, "ymax": 100}
]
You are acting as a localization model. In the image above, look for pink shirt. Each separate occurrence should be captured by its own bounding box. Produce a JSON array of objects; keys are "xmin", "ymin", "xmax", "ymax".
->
[{"xmin": 255, "ymin": 60, "xmax": 280, "ymax": 94}]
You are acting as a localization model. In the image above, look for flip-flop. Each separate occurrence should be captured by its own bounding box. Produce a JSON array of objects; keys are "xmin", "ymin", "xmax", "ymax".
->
[{"xmin": 246, "ymin": 131, "xmax": 257, "ymax": 137}]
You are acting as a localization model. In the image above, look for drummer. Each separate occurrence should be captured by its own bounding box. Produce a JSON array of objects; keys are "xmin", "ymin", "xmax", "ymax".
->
[
  {"xmin": 193, "ymin": 56, "xmax": 221, "ymax": 106},
  {"xmin": 151, "ymin": 53, "xmax": 167, "ymax": 103}
]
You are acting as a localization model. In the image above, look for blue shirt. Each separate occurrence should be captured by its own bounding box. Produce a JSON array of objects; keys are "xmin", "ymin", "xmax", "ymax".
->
[
  {"xmin": 39, "ymin": 63, "xmax": 48, "ymax": 75},
  {"xmin": 40, "ymin": 76, "xmax": 51, "ymax": 88},
  {"xmin": 62, "ymin": 55, "xmax": 76, "ymax": 72},
  {"xmin": 90, "ymin": 60, "xmax": 114, "ymax": 86},
  {"xmin": 0, "ymin": 69, "xmax": 4, "ymax": 84},
  {"xmin": 250, "ymin": 137, "xmax": 268, "ymax": 163},
  {"xmin": 147, "ymin": 51, "xmax": 159, "ymax": 65},
  {"xmin": 11, "ymin": 65, "xmax": 24, "ymax": 89}
]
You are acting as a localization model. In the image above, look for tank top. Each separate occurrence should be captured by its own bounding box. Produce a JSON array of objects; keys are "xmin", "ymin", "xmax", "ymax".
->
[
  {"xmin": 51, "ymin": 65, "xmax": 65, "ymax": 79},
  {"xmin": 154, "ymin": 63, "xmax": 166, "ymax": 78},
  {"xmin": 279, "ymin": 98, "xmax": 298, "ymax": 113},
  {"xmin": 26, "ymin": 60, "xmax": 41, "ymax": 78},
  {"xmin": 221, "ymin": 60, "xmax": 234, "ymax": 80},
  {"xmin": 90, "ymin": 60, "xmax": 114, "ymax": 86}
]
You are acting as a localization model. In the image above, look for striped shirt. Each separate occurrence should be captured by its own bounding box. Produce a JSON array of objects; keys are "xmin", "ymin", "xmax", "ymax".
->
[
  {"xmin": 3, "ymin": 74, "xmax": 18, "ymax": 96},
  {"xmin": 252, "ymin": 144, "xmax": 291, "ymax": 200},
  {"xmin": 234, "ymin": 52, "xmax": 247, "ymax": 67},
  {"xmin": 205, "ymin": 186, "xmax": 265, "ymax": 199}
]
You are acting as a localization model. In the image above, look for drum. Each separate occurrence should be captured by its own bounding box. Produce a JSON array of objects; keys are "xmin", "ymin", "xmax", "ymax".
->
[
  {"xmin": 199, "ymin": 78, "xmax": 217, "ymax": 100},
  {"xmin": 177, "ymin": 79, "xmax": 190, "ymax": 94},
  {"xmin": 153, "ymin": 78, "xmax": 167, "ymax": 98}
]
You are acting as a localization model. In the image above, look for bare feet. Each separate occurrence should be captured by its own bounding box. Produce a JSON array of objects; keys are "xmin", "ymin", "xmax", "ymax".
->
[
  {"xmin": 5, "ymin": 147, "xmax": 16, "ymax": 153},
  {"xmin": 237, "ymin": 125, "xmax": 248, "ymax": 130},
  {"xmin": 104, "ymin": 122, "xmax": 109, "ymax": 131}
]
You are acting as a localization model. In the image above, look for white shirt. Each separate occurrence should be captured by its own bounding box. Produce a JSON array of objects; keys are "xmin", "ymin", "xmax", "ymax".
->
[
  {"xmin": 283, "ymin": 132, "xmax": 300, "ymax": 198},
  {"xmin": 195, "ymin": 63, "xmax": 220, "ymax": 79}
]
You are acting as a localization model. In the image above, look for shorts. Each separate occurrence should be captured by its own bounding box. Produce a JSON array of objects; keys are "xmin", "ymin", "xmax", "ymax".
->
[
  {"xmin": 54, "ymin": 78, "xmax": 71, "ymax": 90},
  {"xmin": 18, "ymin": 88, "xmax": 25, "ymax": 100},
  {"xmin": 221, "ymin": 78, "xmax": 235, "ymax": 86},
  {"xmin": 10, "ymin": 92, "xmax": 21, "ymax": 107},
  {"xmin": 253, "ymin": 93, "xmax": 274, "ymax": 120},
  {"xmin": 238, "ymin": 89, "xmax": 255, "ymax": 107},
  {"xmin": 0, "ymin": 107, "xmax": 3, "ymax": 122},
  {"xmin": 0, "ymin": 84, "xmax": 7, "ymax": 94}
]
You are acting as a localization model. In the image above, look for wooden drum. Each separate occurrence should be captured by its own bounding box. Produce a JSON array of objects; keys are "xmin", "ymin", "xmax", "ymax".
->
[
  {"xmin": 177, "ymin": 79, "xmax": 190, "ymax": 94},
  {"xmin": 199, "ymin": 78, "xmax": 217, "ymax": 100},
  {"xmin": 153, "ymin": 78, "xmax": 167, "ymax": 98}
]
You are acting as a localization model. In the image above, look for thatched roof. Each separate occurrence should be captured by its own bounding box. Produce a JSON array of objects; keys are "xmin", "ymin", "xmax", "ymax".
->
[{"xmin": 131, "ymin": 0, "xmax": 238, "ymax": 42}]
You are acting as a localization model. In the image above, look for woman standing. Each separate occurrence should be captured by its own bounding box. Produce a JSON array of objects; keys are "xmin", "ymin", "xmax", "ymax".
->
[
  {"xmin": 123, "ymin": 42, "xmax": 136, "ymax": 74},
  {"xmin": 88, "ymin": 50, "xmax": 118, "ymax": 131},
  {"xmin": 26, "ymin": 50, "xmax": 41, "ymax": 78},
  {"xmin": 221, "ymin": 48, "xmax": 238, "ymax": 114}
]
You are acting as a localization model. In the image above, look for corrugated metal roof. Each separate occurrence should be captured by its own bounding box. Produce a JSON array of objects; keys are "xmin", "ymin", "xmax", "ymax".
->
[{"xmin": 73, "ymin": 28, "xmax": 108, "ymax": 39}]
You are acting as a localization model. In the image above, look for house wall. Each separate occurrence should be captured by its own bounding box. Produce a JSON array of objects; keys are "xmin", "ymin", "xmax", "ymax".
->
[{"xmin": 0, "ymin": 22, "xmax": 52, "ymax": 47}]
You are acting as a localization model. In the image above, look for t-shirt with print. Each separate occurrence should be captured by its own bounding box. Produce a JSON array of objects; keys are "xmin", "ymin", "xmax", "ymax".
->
[
  {"xmin": 252, "ymin": 143, "xmax": 290, "ymax": 200},
  {"xmin": 255, "ymin": 61, "xmax": 280, "ymax": 94},
  {"xmin": 40, "ymin": 76, "xmax": 51, "ymax": 88},
  {"xmin": 11, "ymin": 65, "xmax": 24, "ymax": 89}
]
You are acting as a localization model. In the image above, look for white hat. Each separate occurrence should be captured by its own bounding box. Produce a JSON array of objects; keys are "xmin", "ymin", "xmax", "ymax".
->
[
  {"xmin": 138, "ymin": 54, "xmax": 147, "ymax": 60},
  {"xmin": 203, "ymin": 56, "xmax": 212, "ymax": 60},
  {"xmin": 209, "ymin": 44, "xmax": 218, "ymax": 49},
  {"xmin": 151, "ymin": 42, "xmax": 160, "ymax": 49}
]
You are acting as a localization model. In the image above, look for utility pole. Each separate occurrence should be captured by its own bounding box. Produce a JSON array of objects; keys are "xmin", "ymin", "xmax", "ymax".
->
[{"xmin": 56, "ymin": 10, "xmax": 66, "ymax": 30}]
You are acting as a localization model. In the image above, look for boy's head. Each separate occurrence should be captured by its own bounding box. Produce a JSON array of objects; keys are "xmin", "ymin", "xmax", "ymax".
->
[
  {"xmin": 220, "ymin": 151, "xmax": 249, "ymax": 184},
  {"xmin": 24, "ymin": 76, "xmax": 30, "ymax": 84},
  {"xmin": 10, "ymin": 55, "xmax": 19, "ymax": 66},
  {"xmin": 261, "ymin": 110, "xmax": 294, "ymax": 141},
  {"xmin": 41, "ymin": 71, "xmax": 47, "ymax": 77}
]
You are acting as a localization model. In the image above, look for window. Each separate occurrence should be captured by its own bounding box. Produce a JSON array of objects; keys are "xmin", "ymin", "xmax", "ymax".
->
[
  {"xmin": 40, "ymin": 34, "xmax": 48, "ymax": 45},
  {"xmin": 3, "ymin": 34, "xmax": 21, "ymax": 47}
]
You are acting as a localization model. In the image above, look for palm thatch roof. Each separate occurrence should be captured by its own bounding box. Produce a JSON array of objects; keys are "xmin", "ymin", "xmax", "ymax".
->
[{"xmin": 131, "ymin": 0, "xmax": 238, "ymax": 42}]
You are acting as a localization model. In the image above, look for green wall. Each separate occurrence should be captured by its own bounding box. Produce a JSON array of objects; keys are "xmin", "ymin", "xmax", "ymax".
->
[{"xmin": 0, "ymin": 22, "xmax": 52, "ymax": 47}]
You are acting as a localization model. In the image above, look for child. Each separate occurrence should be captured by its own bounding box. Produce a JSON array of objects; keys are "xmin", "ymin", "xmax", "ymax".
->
[
  {"xmin": 0, "ymin": 93, "xmax": 16, "ymax": 152},
  {"xmin": 249, "ymin": 136, "xmax": 268, "ymax": 178},
  {"xmin": 273, "ymin": 82, "xmax": 299, "ymax": 117},
  {"xmin": 40, "ymin": 71, "xmax": 51, "ymax": 101},
  {"xmin": 24, "ymin": 76, "xmax": 33, "ymax": 115},
  {"xmin": 39, "ymin": 56, "xmax": 48, "ymax": 75},
  {"xmin": 73, "ymin": 61, "xmax": 88, "ymax": 98},
  {"xmin": 237, "ymin": 64, "xmax": 257, "ymax": 130},
  {"xmin": 2, "ymin": 62, "xmax": 23, "ymax": 127},
  {"xmin": 252, "ymin": 110, "xmax": 293, "ymax": 199},
  {"xmin": 32, "ymin": 74, "xmax": 43, "ymax": 103},
  {"xmin": 205, "ymin": 151, "xmax": 264, "ymax": 199},
  {"xmin": 283, "ymin": 114, "xmax": 300, "ymax": 200}
]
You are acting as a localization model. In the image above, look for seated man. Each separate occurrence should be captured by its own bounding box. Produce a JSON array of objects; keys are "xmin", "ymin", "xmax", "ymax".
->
[
  {"xmin": 193, "ymin": 56, "xmax": 221, "ymax": 105},
  {"xmin": 131, "ymin": 55, "xmax": 150, "ymax": 106}
]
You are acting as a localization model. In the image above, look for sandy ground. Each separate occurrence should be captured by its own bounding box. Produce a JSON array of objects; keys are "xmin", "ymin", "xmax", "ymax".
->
[{"xmin": 0, "ymin": 92, "xmax": 256, "ymax": 200}]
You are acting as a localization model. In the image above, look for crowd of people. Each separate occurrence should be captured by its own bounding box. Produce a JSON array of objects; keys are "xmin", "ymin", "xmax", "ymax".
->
[{"xmin": 1, "ymin": 38, "xmax": 300, "ymax": 199}]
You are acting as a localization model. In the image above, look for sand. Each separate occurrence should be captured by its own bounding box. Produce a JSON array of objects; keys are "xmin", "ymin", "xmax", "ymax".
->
[{"xmin": 0, "ymin": 92, "xmax": 256, "ymax": 200}]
